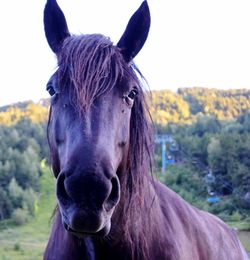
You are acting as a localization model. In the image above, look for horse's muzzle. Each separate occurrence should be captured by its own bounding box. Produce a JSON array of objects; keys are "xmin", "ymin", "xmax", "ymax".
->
[{"xmin": 56, "ymin": 170, "xmax": 120, "ymax": 236}]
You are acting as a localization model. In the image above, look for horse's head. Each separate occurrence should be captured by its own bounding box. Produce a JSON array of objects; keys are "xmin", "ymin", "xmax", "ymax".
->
[{"xmin": 44, "ymin": 0, "xmax": 150, "ymax": 237}]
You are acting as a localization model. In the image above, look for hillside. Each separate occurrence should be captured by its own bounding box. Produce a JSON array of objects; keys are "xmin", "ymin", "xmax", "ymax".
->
[
  {"xmin": 149, "ymin": 87, "xmax": 250, "ymax": 125},
  {"xmin": 0, "ymin": 164, "xmax": 56, "ymax": 260}
]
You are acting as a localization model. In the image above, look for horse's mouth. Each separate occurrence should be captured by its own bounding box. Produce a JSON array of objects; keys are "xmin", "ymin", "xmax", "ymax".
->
[{"xmin": 63, "ymin": 221, "xmax": 110, "ymax": 238}]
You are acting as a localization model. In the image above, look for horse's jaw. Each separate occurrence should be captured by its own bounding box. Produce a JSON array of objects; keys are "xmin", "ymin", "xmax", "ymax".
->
[{"xmin": 59, "ymin": 203, "xmax": 115, "ymax": 238}]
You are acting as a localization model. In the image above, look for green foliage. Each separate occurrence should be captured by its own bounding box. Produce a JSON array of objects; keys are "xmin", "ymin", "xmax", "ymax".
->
[
  {"xmin": 13, "ymin": 242, "xmax": 21, "ymax": 251},
  {"xmin": 11, "ymin": 208, "xmax": 29, "ymax": 226},
  {"xmin": 158, "ymin": 113, "xmax": 250, "ymax": 221},
  {"xmin": 0, "ymin": 117, "xmax": 47, "ymax": 222},
  {"xmin": 230, "ymin": 211, "xmax": 242, "ymax": 222},
  {"xmin": 7, "ymin": 177, "xmax": 38, "ymax": 217},
  {"xmin": 8, "ymin": 178, "xmax": 24, "ymax": 209},
  {"xmin": 161, "ymin": 165, "xmax": 207, "ymax": 208},
  {"xmin": 0, "ymin": 187, "xmax": 13, "ymax": 220},
  {"xmin": 0, "ymin": 164, "xmax": 56, "ymax": 259}
]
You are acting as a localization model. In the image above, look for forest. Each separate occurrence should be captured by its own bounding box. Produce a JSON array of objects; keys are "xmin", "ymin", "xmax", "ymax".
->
[{"xmin": 0, "ymin": 87, "xmax": 250, "ymax": 225}]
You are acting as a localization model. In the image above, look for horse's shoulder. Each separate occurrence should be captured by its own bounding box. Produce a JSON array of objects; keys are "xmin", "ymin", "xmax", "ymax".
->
[
  {"xmin": 154, "ymin": 180, "xmax": 230, "ymax": 231},
  {"xmin": 152, "ymin": 180, "xmax": 248, "ymax": 260}
]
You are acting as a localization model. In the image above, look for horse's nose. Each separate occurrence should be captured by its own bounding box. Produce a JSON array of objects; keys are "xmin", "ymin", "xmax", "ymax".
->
[
  {"xmin": 103, "ymin": 176, "xmax": 120, "ymax": 211},
  {"xmin": 56, "ymin": 170, "xmax": 120, "ymax": 212}
]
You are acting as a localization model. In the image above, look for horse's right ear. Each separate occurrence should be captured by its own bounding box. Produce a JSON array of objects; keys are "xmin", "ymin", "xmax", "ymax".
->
[
  {"xmin": 117, "ymin": 1, "xmax": 150, "ymax": 62},
  {"xmin": 44, "ymin": 0, "xmax": 70, "ymax": 53}
]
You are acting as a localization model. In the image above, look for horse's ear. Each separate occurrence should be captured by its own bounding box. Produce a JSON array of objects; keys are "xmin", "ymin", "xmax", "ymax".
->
[
  {"xmin": 117, "ymin": 1, "xmax": 150, "ymax": 62},
  {"xmin": 44, "ymin": 0, "xmax": 70, "ymax": 53}
]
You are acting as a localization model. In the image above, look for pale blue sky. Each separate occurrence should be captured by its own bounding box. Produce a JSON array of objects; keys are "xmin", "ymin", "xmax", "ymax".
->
[{"xmin": 1, "ymin": 0, "xmax": 250, "ymax": 106}]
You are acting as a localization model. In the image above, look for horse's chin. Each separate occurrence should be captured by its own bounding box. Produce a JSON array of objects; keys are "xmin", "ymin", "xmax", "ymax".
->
[{"xmin": 62, "ymin": 216, "xmax": 111, "ymax": 238}]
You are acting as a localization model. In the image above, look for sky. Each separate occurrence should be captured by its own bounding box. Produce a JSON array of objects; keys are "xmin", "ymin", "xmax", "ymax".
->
[{"xmin": 1, "ymin": 0, "xmax": 250, "ymax": 106}]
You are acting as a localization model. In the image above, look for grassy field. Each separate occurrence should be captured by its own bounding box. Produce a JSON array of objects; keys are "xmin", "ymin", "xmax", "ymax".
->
[
  {"xmin": 0, "ymin": 167, "xmax": 249, "ymax": 259},
  {"xmin": 228, "ymin": 221, "xmax": 250, "ymax": 255},
  {"xmin": 238, "ymin": 231, "xmax": 250, "ymax": 256}
]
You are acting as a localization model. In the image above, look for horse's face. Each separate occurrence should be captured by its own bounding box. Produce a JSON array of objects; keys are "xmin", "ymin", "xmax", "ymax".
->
[
  {"xmin": 48, "ymin": 73, "xmax": 137, "ymax": 236},
  {"xmin": 44, "ymin": 0, "xmax": 150, "ymax": 237}
]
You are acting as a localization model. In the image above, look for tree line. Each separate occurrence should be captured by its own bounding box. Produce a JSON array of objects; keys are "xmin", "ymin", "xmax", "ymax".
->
[{"xmin": 150, "ymin": 87, "xmax": 250, "ymax": 125}]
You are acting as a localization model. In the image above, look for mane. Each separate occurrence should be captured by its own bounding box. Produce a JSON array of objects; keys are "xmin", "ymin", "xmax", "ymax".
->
[
  {"xmin": 53, "ymin": 34, "xmax": 156, "ymax": 259},
  {"xmin": 111, "ymin": 71, "xmax": 155, "ymax": 259},
  {"xmin": 57, "ymin": 34, "xmax": 126, "ymax": 112}
]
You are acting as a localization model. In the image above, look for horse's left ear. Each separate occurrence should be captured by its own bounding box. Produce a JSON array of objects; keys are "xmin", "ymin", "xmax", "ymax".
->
[
  {"xmin": 44, "ymin": 0, "xmax": 70, "ymax": 53},
  {"xmin": 117, "ymin": 1, "xmax": 150, "ymax": 62}
]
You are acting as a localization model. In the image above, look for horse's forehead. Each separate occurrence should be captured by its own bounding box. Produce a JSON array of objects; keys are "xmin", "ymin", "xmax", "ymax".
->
[{"xmin": 53, "ymin": 36, "xmax": 139, "ymax": 110}]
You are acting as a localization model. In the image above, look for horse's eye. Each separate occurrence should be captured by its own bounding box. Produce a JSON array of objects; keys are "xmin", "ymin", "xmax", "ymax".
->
[
  {"xmin": 47, "ymin": 83, "xmax": 56, "ymax": 97},
  {"xmin": 128, "ymin": 89, "xmax": 138, "ymax": 100},
  {"xmin": 46, "ymin": 72, "xmax": 58, "ymax": 98}
]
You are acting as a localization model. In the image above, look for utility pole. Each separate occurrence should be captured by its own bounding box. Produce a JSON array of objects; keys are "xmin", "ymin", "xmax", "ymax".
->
[{"xmin": 155, "ymin": 135, "xmax": 172, "ymax": 173}]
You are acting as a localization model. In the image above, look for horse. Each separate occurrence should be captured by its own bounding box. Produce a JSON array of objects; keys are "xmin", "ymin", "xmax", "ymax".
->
[{"xmin": 43, "ymin": 0, "xmax": 249, "ymax": 259}]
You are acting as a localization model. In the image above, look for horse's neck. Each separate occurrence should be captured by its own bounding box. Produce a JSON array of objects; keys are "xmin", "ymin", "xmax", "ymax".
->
[
  {"xmin": 44, "ymin": 212, "xmax": 95, "ymax": 260},
  {"xmin": 94, "ymin": 179, "xmax": 172, "ymax": 260}
]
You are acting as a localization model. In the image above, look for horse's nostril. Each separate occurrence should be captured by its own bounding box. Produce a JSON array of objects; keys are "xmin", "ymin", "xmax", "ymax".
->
[
  {"xmin": 110, "ymin": 177, "xmax": 120, "ymax": 202},
  {"xmin": 57, "ymin": 173, "xmax": 70, "ymax": 205},
  {"xmin": 105, "ymin": 177, "xmax": 120, "ymax": 211}
]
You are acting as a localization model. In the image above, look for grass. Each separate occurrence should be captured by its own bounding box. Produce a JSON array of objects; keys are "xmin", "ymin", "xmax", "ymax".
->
[
  {"xmin": 0, "ymin": 164, "xmax": 56, "ymax": 260},
  {"xmin": 227, "ymin": 220, "xmax": 250, "ymax": 231},
  {"xmin": 227, "ymin": 220, "xmax": 250, "ymax": 255},
  {"xmin": 238, "ymin": 231, "xmax": 250, "ymax": 255}
]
